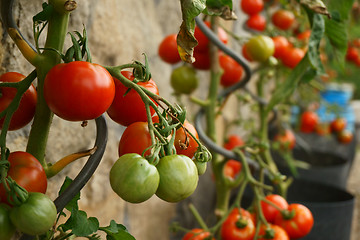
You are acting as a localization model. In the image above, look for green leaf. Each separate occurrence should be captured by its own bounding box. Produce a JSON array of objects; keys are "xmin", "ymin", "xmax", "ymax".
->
[
  {"xmin": 58, "ymin": 177, "xmax": 80, "ymax": 212},
  {"xmin": 61, "ymin": 209, "xmax": 99, "ymax": 237},
  {"xmin": 326, "ymin": 0, "xmax": 355, "ymax": 20},
  {"xmin": 33, "ymin": 3, "xmax": 54, "ymax": 23},
  {"xmin": 100, "ymin": 220, "xmax": 136, "ymax": 240},
  {"xmin": 177, "ymin": 0, "xmax": 206, "ymax": 63},
  {"xmin": 205, "ymin": 0, "xmax": 236, "ymax": 20},
  {"xmin": 307, "ymin": 14, "xmax": 325, "ymax": 74}
]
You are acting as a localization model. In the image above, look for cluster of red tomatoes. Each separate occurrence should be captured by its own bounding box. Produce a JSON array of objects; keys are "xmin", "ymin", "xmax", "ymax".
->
[
  {"xmin": 159, "ymin": 21, "xmax": 244, "ymax": 90},
  {"xmin": 182, "ymin": 194, "xmax": 314, "ymax": 240},
  {"xmin": 346, "ymin": 39, "xmax": 360, "ymax": 66},
  {"xmin": 299, "ymin": 111, "xmax": 353, "ymax": 144}
]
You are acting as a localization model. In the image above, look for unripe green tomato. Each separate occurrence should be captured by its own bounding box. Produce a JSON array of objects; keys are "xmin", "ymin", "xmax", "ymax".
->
[
  {"xmin": 170, "ymin": 65, "xmax": 198, "ymax": 94},
  {"xmin": 0, "ymin": 204, "xmax": 16, "ymax": 240},
  {"xmin": 245, "ymin": 35, "xmax": 275, "ymax": 62},
  {"xmin": 156, "ymin": 155, "xmax": 199, "ymax": 202},
  {"xmin": 110, "ymin": 153, "xmax": 160, "ymax": 203},
  {"xmin": 10, "ymin": 192, "xmax": 57, "ymax": 236}
]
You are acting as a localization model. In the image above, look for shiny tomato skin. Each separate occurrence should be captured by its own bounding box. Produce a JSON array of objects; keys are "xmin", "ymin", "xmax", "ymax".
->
[
  {"xmin": 274, "ymin": 203, "xmax": 314, "ymax": 239},
  {"xmin": 194, "ymin": 21, "xmax": 228, "ymax": 53},
  {"xmin": 337, "ymin": 129, "xmax": 353, "ymax": 144},
  {"xmin": 272, "ymin": 36, "xmax": 290, "ymax": 59},
  {"xmin": 175, "ymin": 121, "xmax": 199, "ymax": 159},
  {"xmin": 260, "ymin": 194, "xmax": 289, "ymax": 223},
  {"xmin": 0, "ymin": 72, "xmax": 37, "ymax": 130},
  {"xmin": 300, "ymin": 111, "xmax": 318, "ymax": 133},
  {"xmin": 282, "ymin": 47, "xmax": 305, "ymax": 68},
  {"xmin": 273, "ymin": 129, "xmax": 296, "ymax": 150},
  {"xmin": 346, "ymin": 47, "xmax": 359, "ymax": 62},
  {"xmin": 258, "ymin": 224, "xmax": 290, "ymax": 240},
  {"xmin": 158, "ymin": 34, "xmax": 181, "ymax": 64},
  {"xmin": 271, "ymin": 9, "xmax": 295, "ymax": 30},
  {"xmin": 182, "ymin": 228, "xmax": 214, "ymax": 240},
  {"xmin": 241, "ymin": 0, "xmax": 264, "ymax": 15},
  {"xmin": 0, "ymin": 151, "xmax": 47, "ymax": 205},
  {"xmin": 245, "ymin": 35, "xmax": 275, "ymax": 62},
  {"xmin": 118, "ymin": 122, "xmax": 152, "ymax": 157},
  {"xmin": 170, "ymin": 65, "xmax": 199, "ymax": 94},
  {"xmin": 9, "ymin": 192, "xmax": 57, "ymax": 236},
  {"xmin": 242, "ymin": 44, "xmax": 253, "ymax": 62},
  {"xmin": 156, "ymin": 155, "xmax": 199, "ymax": 202},
  {"xmin": 110, "ymin": 153, "xmax": 159, "ymax": 203},
  {"xmin": 221, "ymin": 208, "xmax": 256, "ymax": 240},
  {"xmin": 192, "ymin": 49, "xmax": 211, "ymax": 70},
  {"xmin": 296, "ymin": 30, "xmax": 311, "ymax": 41},
  {"xmin": 44, "ymin": 61, "xmax": 115, "ymax": 121},
  {"xmin": 219, "ymin": 55, "xmax": 244, "ymax": 87},
  {"xmin": 0, "ymin": 204, "xmax": 15, "ymax": 240},
  {"xmin": 246, "ymin": 14, "xmax": 266, "ymax": 31},
  {"xmin": 107, "ymin": 71, "xmax": 159, "ymax": 126}
]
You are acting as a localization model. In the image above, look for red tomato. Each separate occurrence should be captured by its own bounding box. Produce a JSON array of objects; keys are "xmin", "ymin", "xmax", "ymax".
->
[
  {"xmin": 224, "ymin": 159, "xmax": 242, "ymax": 179},
  {"xmin": 221, "ymin": 208, "xmax": 256, "ymax": 240},
  {"xmin": 300, "ymin": 111, "xmax": 319, "ymax": 133},
  {"xmin": 296, "ymin": 30, "xmax": 311, "ymax": 41},
  {"xmin": 194, "ymin": 21, "xmax": 228, "ymax": 53},
  {"xmin": 107, "ymin": 71, "xmax": 159, "ymax": 126},
  {"xmin": 182, "ymin": 228, "xmax": 214, "ymax": 240},
  {"xmin": 258, "ymin": 224, "xmax": 289, "ymax": 240},
  {"xmin": 219, "ymin": 55, "xmax": 244, "ymax": 87},
  {"xmin": 224, "ymin": 134, "xmax": 245, "ymax": 150},
  {"xmin": 175, "ymin": 121, "xmax": 199, "ymax": 159},
  {"xmin": 0, "ymin": 151, "xmax": 47, "ymax": 205},
  {"xmin": 260, "ymin": 194, "xmax": 289, "ymax": 223},
  {"xmin": 0, "ymin": 72, "xmax": 37, "ymax": 130},
  {"xmin": 242, "ymin": 45, "xmax": 253, "ymax": 62},
  {"xmin": 44, "ymin": 61, "xmax": 115, "ymax": 121},
  {"xmin": 337, "ymin": 129, "xmax": 353, "ymax": 144},
  {"xmin": 271, "ymin": 9, "xmax": 295, "ymax": 30},
  {"xmin": 346, "ymin": 46, "xmax": 359, "ymax": 62},
  {"xmin": 273, "ymin": 129, "xmax": 296, "ymax": 150},
  {"xmin": 272, "ymin": 36, "xmax": 290, "ymax": 59},
  {"xmin": 274, "ymin": 203, "xmax": 314, "ymax": 239},
  {"xmin": 282, "ymin": 47, "xmax": 305, "ymax": 69},
  {"xmin": 315, "ymin": 123, "xmax": 331, "ymax": 136},
  {"xmin": 158, "ymin": 34, "xmax": 181, "ymax": 64},
  {"xmin": 118, "ymin": 122, "xmax": 152, "ymax": 157},
  {"xmin": 246, "ymin": 14, "xmax": 266, "ymax": 31},
  {"xmin": 241, "ymin": 0, "xmax": 264, "ymax": 16},
  {"xmin": 192, "ymin": 49, "xmax": 211, "ymax": 70}
]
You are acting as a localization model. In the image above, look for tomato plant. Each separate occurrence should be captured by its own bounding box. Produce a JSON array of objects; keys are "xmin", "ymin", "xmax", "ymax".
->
[
  {"xmin": 330, "ymin": 118, "xmax": 347, "ymax": 133},
  {"xmin": 221, "ymin": 208, "xmax": 256, "ymax": 240},
  {"xmin": 223, "ymin": 159, "xmax": 242, "ymax": 179},
  {"xmin": 158, "ymin": 34, "xmax": 181, "ymax": 64},
  {"xmin": 0, "ymin": 204, "xmax": 15, "ymax": 240},
  {"xmin": 194, "ymin": 21, "xmax": 228, "ymax": 53},
  {"xmin": 192, "ymin": 50, "xmax": 211, "ymax": 70},
  {"xmin": 118, "ymin": 121, "xmax": 152, "ymax": 157},
  {"xmin": 174, "ymin": 121, "xmax": 199, "ymax": 159},
  {"xmin": 171, "ymin": 65, "xmax": 199, "ymax": 94},
  {"xmin": 271, "ymin": 9, "xmax": 295, "ymax": 30},
  {"xmin": 156, "ymin": 155, "xmax": 199, "ymax": 202},
  {"xmin": 244, "ymin": 35, "xmax": 274, "ymax": 62},
  {"xmin": 246, "ymin": 14, "xmax": 266, "ymax": 32},
  {"xmin": 337, "ymin": 129, "xmax": 353, "ymax": 144},
  {"xmin": 299, "ymin": 111, "xmax": 319, "ymax": 133},
  {"xmin": 182, "ymin": 228, "xmax": 214, "ymax": 240},
  {"xmin": 257, "ymin": 224, "xmax": 289, "ymax": 240},
  {"xmin": 224, "ymin": 135, "xmax": 245, "ymax": 150},
  {"xmin": 0, "ymin": 151, "xmax": 47, "ymax": 205},
  {"xmin": 219, "ymin": 54, "xmax": 244, "ymax": 87},
  {"xmin": 10, "ymin": 192, "xmax": 57, "ymax": 236},
  {"xmin": 241, "ymin": 0, "xmax": 264, "ymax": 16},
  {"xmin": 44, "ymin": 61, "xmax": 115, "ymax": 121},
  {"xmin": 0, "ymin": 72, "xmax": 37, "ymax": 130},
  {"xmin": 274, "ymin": 203, "xmax": 314, "ymax": 239},
  {"xmin": 110, "ymin": 153, "xmax": 160, "ymax": 203},
  {"xmin": 260, "ymin": 194, "xmax": 289, "ymax": 223},
  {"xmin": 107, "ymin": 70, "xmax": 159, "ymax": 126},
  {"xmin": 272, "ymin": 36, "xmax": 290, "ymax": 60},
  {"xmin": 273, "ymin": 129, "xmax": 296, "ymax": 150}
]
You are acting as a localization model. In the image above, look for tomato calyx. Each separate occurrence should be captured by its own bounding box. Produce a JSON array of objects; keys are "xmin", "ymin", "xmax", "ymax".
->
[
  {"xmin": 280, "ymin": 208, "xmax": 296, "ymax": 220},
  {"xmin": 235, "ymin": 217, "xmax": 250, "ymax": 228},
  {"xmin": 262, "ymin": 227, "xmax": 275, "ymax": 239}
]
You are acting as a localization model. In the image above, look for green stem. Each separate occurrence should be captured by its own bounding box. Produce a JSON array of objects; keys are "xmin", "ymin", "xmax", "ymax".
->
[
  {"xmin": 188, "ymin": 203, "xmax": 209, "ymax": 231},
  {"xmin": 26, "ymin": 2, "xmax": 72, "ymax": 167}
]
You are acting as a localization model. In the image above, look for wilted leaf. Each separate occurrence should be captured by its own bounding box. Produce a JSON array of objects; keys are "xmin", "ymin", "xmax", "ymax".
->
[{"xmin": 300, "ymin": 0, "xmax": 331, "ymax": 18}]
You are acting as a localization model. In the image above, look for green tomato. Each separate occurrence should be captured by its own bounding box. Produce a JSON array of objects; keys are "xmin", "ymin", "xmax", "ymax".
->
[
  {"xmin": 245, "ymin": 35, "xmax": 274, "ymax": 62},
  {"xmin": 0, "ymin": 204, "xmax": 16, "ymax": 240},
  {"xmin": 10, "ymin": 192, "xmax": 57, "ymax": 236},
  {"xmin": 156, "ymin": 155, "xmax": 199, "ymax": 202},
  {"xmin": 170, "ymin": 65, "xmax": 198, "ymax": 94},
  {"xmin": 110, "ymin": 153, "xmax": 160, "ymax": 203}
]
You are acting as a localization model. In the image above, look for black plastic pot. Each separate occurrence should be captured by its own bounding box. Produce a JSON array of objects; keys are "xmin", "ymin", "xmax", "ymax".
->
[{"xmin": 286, "ymin": 179, "xmax": 355, "ymax": 240}]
